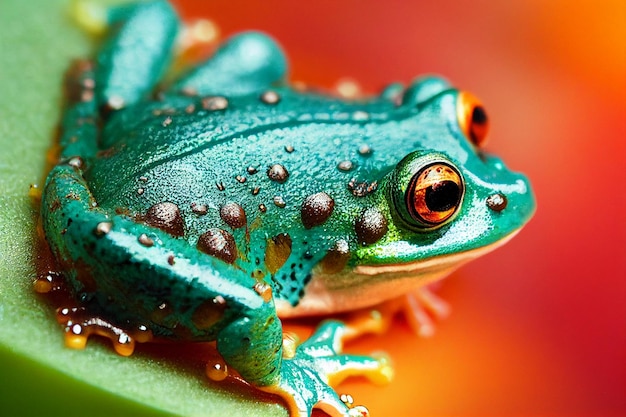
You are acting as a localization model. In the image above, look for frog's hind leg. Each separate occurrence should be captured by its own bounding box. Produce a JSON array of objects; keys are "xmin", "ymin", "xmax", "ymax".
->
[
  {"xmin": 74, "ymin": 0, "xmax": 180, "ymax": 111},
  {"xmin": 170, "ymin": 31, "xmax": 288, "ymax": 97},
  {"xmin": 260, "ymin": 320, "xmax": 392, "ymax": 417}
]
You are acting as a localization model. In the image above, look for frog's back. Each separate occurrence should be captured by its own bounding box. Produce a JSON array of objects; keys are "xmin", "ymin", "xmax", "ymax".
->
[
  {"xmin": 85, "ymin": 88, "xmax": 420, "ymax": 241},
  {"xmin": 83, "ymin": 86, "xmax": 455, "ymax": 307}
]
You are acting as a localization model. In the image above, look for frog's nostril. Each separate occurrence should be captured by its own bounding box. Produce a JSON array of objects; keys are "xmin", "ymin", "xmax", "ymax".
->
[{"xmin": 486, "ymin": 193, "xmax": 508, "ymax": 212}]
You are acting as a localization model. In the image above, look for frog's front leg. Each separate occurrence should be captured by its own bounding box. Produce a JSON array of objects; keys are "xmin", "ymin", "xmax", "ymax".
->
[
  {"xmin": 258, "ymin": 320, "xmax": 392, "ymax": 417},
  {"xmin": 42, "ymin": 161, "xmax": 387, "ymax": 417}
]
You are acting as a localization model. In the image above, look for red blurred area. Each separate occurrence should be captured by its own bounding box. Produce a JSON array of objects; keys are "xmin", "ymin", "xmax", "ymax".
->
[{"xmin": 175, "ymin": 1, "xmax": 626, "ymax": 415}]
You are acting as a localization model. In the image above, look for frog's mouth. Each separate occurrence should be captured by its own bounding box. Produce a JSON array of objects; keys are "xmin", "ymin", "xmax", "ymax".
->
[{"xmin": 276, "ymin": 228, "xmax": 521, "ymax": 318}]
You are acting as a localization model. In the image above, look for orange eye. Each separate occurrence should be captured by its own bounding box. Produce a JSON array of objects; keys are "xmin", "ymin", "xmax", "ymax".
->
[
  {"xmin": 457, "ymin": 91, "xmax": 489, "ymax": 147},
  {"xmin": 407, "ymin": 163, "xmax": 464, "ymax": 226}
]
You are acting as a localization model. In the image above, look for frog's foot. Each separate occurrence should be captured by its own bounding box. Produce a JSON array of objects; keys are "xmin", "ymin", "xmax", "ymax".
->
[
  {"xmin": 56, "ymin": 306, "xmax": 153, "ymax": 357},
  {"xmin": 401, "ymin": 285, "xmax": 451, "ymax": 337},
  {"xmin": 260, "ymin": 320, "xmax": 393, "ymax": 417}
]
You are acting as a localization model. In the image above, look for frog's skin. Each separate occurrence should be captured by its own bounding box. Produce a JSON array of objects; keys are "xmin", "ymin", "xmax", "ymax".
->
[{"xmin": 41, "ymin": 1, "xmax": 535, "ymax": 416}]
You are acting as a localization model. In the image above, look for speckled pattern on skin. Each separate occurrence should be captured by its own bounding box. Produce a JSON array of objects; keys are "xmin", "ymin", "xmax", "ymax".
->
[{"xmin": 40, "ymin": 1, "xmax": 535, "ymax": 416}]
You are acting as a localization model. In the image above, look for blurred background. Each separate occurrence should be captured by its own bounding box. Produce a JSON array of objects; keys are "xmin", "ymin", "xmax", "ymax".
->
[{"xmin": 173, "ymin": 0, "xmax": 625, "ymax": 415}]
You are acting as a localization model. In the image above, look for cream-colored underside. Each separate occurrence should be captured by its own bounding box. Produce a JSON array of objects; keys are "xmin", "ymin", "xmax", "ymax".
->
[{"xmin": 276, "ymin": 229, "xmax": 520, "ymax": 318}]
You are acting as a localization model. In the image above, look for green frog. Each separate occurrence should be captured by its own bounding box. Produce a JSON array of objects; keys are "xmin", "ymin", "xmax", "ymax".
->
[{"xmin": 40, "ymin": 1, "xmax": 535, "ymax": 416}]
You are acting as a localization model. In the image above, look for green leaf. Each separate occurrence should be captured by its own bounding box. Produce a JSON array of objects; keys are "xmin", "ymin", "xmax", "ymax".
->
[{"xmin": 0, "ymin": 1, "xmax": 285, "ymax": 416}]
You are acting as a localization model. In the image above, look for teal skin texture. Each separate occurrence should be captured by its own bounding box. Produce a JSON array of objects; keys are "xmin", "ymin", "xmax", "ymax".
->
[{"xmin": 41, "ymin": 1, "xmax": 535, "ymax": 416}]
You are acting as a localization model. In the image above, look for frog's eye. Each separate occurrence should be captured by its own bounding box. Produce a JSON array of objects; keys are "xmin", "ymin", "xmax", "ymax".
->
[
  {"xmin": 406, "ymin": 162, "xmax": 464, "ymax": 227},
  {"xmin": 457, "ymin": 91, "xmax": 489, "ymax": 148}
]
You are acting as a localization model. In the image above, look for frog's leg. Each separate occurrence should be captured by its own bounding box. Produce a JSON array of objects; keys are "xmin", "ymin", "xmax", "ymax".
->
[
  {"xmin": 401, "ymin": 285, "xmax": 451, "ymax": 337},
  {"xmin": 170, "ymin": 31, "xmax": 288, "ymax": 97},
  {"xmin": 73, "ymin": 0, "xmax": 180, "ymax": 111},
  {"xmin": 260, "ymin": 320, "xmax": 392, "ymax": 417},
  {"xmin": 43, "ymin": 159, "xmax": 387, "ymax": 415},
  {"xmin": 43, "ymin": 155, "xmax": 286, "ymax": 378}
]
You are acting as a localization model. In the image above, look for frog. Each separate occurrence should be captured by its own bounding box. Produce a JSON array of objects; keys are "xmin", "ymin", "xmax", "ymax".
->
[{"xmin": 40, "ymin": 1, "xmax": 536, "ymax": 416}]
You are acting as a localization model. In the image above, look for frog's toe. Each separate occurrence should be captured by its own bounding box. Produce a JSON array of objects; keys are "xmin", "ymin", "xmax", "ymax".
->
[
  {"xmin": 261, "ymin": 320, "xmax": 392, "ymax": 417},
  {"xmin": 70, "ymin": 0, "xmax": 107, "ymax": 35}
]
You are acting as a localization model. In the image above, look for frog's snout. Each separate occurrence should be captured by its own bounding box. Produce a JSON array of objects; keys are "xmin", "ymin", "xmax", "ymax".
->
[{"xmin": 479, "ymin": 153, "xmax": 536, "ymax": 222}]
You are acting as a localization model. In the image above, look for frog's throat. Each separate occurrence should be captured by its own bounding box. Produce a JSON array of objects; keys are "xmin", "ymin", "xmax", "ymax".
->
[{"xmin": 276, "ymin": 228, "xmax": 521, "ymax": 318}]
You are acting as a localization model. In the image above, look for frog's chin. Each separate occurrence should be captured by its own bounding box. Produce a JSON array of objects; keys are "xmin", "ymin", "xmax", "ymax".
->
[{"xmin": 276, "ymin": 228, "xmax": 521, "ymax": 318}]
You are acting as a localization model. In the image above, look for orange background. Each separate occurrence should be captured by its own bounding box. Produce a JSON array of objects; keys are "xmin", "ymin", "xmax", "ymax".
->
[{"xmin": 174, "ymin": 1, "xmax": 625, "ymax": 416}]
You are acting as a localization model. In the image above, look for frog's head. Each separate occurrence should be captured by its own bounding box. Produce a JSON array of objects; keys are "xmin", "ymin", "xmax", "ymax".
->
[{"xmin": 296, "ymin": 77, "xmax": 536, "ymax": 315}]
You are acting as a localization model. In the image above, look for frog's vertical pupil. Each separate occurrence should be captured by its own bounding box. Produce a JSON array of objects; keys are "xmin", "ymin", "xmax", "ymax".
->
[{"xmin": 425, "ymin": 181, "xmax": 461, "ymax": 212}]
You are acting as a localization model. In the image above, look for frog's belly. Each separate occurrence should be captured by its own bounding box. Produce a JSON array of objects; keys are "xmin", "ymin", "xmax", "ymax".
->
[{"xmin": 276, "ymin": 229, "xmax": 520, "ymax": 317}]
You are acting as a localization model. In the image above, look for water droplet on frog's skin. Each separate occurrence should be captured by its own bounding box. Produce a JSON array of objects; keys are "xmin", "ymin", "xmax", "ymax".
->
[
  {"xmin": 216, "ymin": 182, "xmax": 226, "ymax": 191},
  {"xmin": 348, "ymin": 178, "xmax": 378, "ymax": 197},
  {"xmin": 284, "ymin": 145, "xmax": 294, "ymax": 153},
  {"xmin": 192, "ymin": 295, "xmax": 226, "ymax": 330},
  {"xmin": 138, "ymin": 176, "xmax": 148, "ymax": 182},
  {"xmin": 162, "ymin": 116, "xmax": 172, "ymax": 127},
  {"xmin": 235, "ymin": 175, "xmax": 247, "ymax": 183},
  {"xmin": 273, "ymin": 196, "xmax": 286, "ymax": 208},
  {"xmin": 93, "ymin": 221, "xmax": 112, "ymax": 237},
  {"xmin": 144, "ymin": 202, "xmax": 185, "ymax": 237},
  {"xmin": 252, "ymin": 187, "xmax": 261, "ymax": 196},
  {"xmin": 267, "ymin": 164, "xmax": 289, "ymax": 183},
  {"xmin": 67, "ymin": 156, "xmax": 84, "ymax": 169},
  {"xmin": 138, "ymin": 233, "xmax": 154, "ymax": 247},
  {"xmin": 317, "ymin": 239, "xmax": 350, "ymax": 274},
  {"xmin": 197, "ymin": 229, "xmax": 237, "ymax": 264},
  {"xmin": 185, "ymin": 103, "xmax": 196, "ymax": 113},
  {"xmin": 486, "ymin": 193, "xmax": 508, "ymax": 212},
  {"xmin": 191, "ymin": 202, "xmax": 208, "ymax": 215},
  {"xmin": 247, "ymin": 166, "xmax": 258, "ymax": 175},
  {"xmin": 181, "ymin": 87, "xmax": 198, "ymax": 96},
  {"xmin": 355, "ymin": 207, "xmax": 388, "ymax": 245},
  {"xmin": 301, "ymin": 192, "xmax": 335, "ymax": 229},
  {"xmin": 358, "ymin": 144, "xmax": 372, "ymax": 156},
  {"xmin": 265, "ymin": 233, "xmax": 292, "ymax": 274},
  {"xmin": 206, "ymin": 357, "xmax": 229, "ymax": 382},
  {"xmin": 220, "ymin": 202, "xmax": 247, "ymax": 229},
  {"xmin": 137, "ymin": 188, "xmax": 145, "ymax": 195},
  {"xmin": 337, "ymin": 160, "xmax": 354, "ymax": 172},
  {"xmin": 352, "ymin": 110, "xmax": 370, "ymax": 121},
  {"xmin": 100, "ymin": 95, "xmax": 126, "ymax": 117},
  {"xmin": 201, "ymin": 96, "xmax": 229, "ymax": 111},
  {"xmin": 259, "ymin": 204, "xmax": 267, "ymax": 213},
  {"xmin": 260, "ymin": 90, "xmax": 281, "ymax": 105}
]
